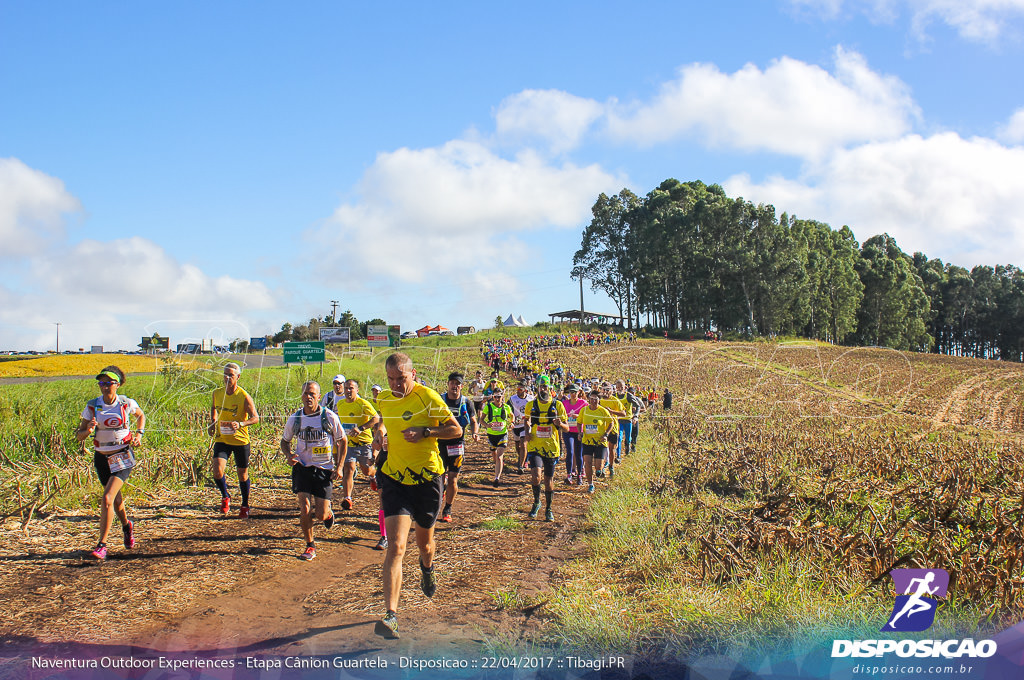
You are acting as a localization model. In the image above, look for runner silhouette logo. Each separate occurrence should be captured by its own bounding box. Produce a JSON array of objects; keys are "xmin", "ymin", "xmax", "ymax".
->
[{"xmin": 883, "ymin": 568, "xmax": 949, "ymax": 632}]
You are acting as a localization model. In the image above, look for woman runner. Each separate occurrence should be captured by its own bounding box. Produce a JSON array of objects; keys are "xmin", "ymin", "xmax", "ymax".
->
[{"xmin": 75, "ymin": 365, "xmax": 145, "ymax": 560}]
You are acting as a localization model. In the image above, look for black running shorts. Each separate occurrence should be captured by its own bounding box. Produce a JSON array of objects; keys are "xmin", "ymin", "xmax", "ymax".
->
[
  {"xmin": 379, "ymin": 473, "xmax": 443, "ymax": 529},
  {"xmin": 291, "ymin": 464, "xmax": 333, "ymax": 500},
  {"xmin": 213, "ymin": 442, "xmax": 250, "ymax": 468}
]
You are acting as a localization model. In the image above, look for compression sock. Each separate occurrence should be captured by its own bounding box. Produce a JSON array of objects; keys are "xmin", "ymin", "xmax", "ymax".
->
[
  {"xmin": 545, "ymin": 489, "xmax": 553, "ymax": 509},
  {"xmin": 239, "ymin": 479, "xmax": 251, "ymax": 506},
  {"xmin": 378, "ymin": 508, "xmax": 386, "ymax": 537},
  {"xmin": 532, "ymin": 484, "xmax": 541, "ymax": 504},
  {"xmin": 214, "ymin": 476, "xmax": 229, "ymax": 497}
]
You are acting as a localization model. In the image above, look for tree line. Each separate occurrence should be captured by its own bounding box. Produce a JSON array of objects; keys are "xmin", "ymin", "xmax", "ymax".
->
[{"xmin": 573, "ymin": 179, "xmax": 1024, "ymax": 360}]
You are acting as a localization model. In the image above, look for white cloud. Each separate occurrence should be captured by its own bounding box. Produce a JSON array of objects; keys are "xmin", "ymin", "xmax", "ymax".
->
[
  {"xmin": 42, "ymin": 236, "xmax": 276, "ymax": 315},
  {"xmin": 314, "ymin": 140, "xmax": 622, "ymax": 286},
  {"xmin": 998, "ymin": 107, "xmax": 1024, "ymax": 143},
  {"xmin": 605, "ymin": 47, "xmax": 917, "ymax": 159},
  {"xmin": 494, "ymin": 89, "xmax": 606, "ymax": 154},
  {"xmin": 788, "ymin": 0, "xmax": 1024, "ymax": 42},
  {"xmin": 0, "ymin": 158, "xmax": 81, "ymax": 258},
  {"xmin": 725, "ymin": 132, "xmax": 1024, "ymax": 267}
]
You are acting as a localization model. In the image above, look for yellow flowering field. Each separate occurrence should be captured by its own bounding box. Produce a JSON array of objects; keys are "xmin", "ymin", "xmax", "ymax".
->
[{"xmin": 0, "ymin": 354, "xmax": 203, "ymax": 378}]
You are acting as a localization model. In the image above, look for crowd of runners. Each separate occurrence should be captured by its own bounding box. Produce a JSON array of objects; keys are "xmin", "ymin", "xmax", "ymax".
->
[{"xmin": 76, "ymin": 339, "xmax": 670, "ymax": 639}]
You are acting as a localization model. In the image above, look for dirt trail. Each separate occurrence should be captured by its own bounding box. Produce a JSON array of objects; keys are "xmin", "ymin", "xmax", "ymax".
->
[{"xmin": 0, "ymin": 438, "xmax": 595, "ymax": 665}]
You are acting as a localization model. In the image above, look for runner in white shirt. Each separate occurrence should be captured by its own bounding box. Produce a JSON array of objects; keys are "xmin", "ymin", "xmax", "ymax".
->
[
  {"xmin": 75, "ymin": 365, "xmax": 145, "ymax": 561},
  {"xmin": 281, "ymin": 381, "xmax": 348, "ymax": 561},
  {"xmin": 508, "ymin": 380, "xmax": 533, "ymax": 474}
]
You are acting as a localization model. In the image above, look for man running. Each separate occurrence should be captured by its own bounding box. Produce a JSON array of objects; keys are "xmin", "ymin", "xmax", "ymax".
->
[
  {"xmin": 613, "ymin": 380, "xmax": 644, "ymax": 462},
  {"xmin": 373, "ymin": 353, "xmax": 461, "ymax": 639},
  {"xmin": 509, "ymin": 379, "xmax": 532, "ymax": 474},
  {"xmin": 523, "ymin": 376, "xmax": 568, "ymax": 521},
  {"xmin": 598, "ymin": 383, "xmax": 625, "ymax": 478},
  {"xmin": 321, "ymin": 374, "xmax": 347, "ymax": 412},
  {"xmin": 334, "ymin": 379, "xmax": 380, "ymax": 512},
  {"xmin": 209, "ymin": 362, "xmax": 260, "ymax": 517},
  {"xmin": 467, "ymin": 370, "xmax": 486, "ymax": 428},
  {"xmin": 438, "ymin": 372, "xmax": 478, "ymax": 523},
  {"xmin": 280, "ymin": 381, "xmax": 347, "ymax": 561},
  {"xmin": 481, "ymin": 382, "xmax": 513, "ymax": 485}
]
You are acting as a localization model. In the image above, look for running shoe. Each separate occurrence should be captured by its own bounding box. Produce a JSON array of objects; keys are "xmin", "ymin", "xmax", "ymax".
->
[
  {"xmin": 609, "ymin": 467, "xmax": 615, "ymax": 479},
  {"xmin": 528, "ymin": 503, "xmax": 540, "ymax": 519},
  {"xmin": 492, "ymin": 478, "xmax": 501, "ymax": 487},
  {"xmin": 587, "ymin": 484, "xmax": 595, "ymax": 494},
  {"xmin": 615, "ymin": 456, "xmax": 622, "ymax": 464},
  {"xmin": 564, "ymin": 475, "xmax": 572, "ymax": 485},
  {"xmin": 238, "ymin": 506, "xmax": 250, "ymax": 519},
  {"xmin": 370, "ymin": 478, "xmax": 378, "ymax": 492},
  {"xmin": 420, "ymin": 563, "xmax": 437, "ymax": 598},
  {"xmin": 596, "ymin": 469, "xmax": 605, "ymax": 479},
  {"xmin": 89, "ymin": 543, "xmax": 108, "ymax": 560},
  {"xmin": 220, "ymin": 496, "xmax": 230, "ymax": 514},
  {"xmin": 300, "ymin": 545, "xmax": 316, "ymax": 561},
  {"xmin": 324, "ymin": 512, "xmax": 335, "ymax": 530},
  {"xmin": 375, "ymin": 612, "xmax": 400, "ymax": 639},
  {"xmin": 440, "ymin": 507, "xmax": 452, "ymax": 523},
  {"xmin": 341, "ymin": 498, "xmax": 352, "ymax": 511},
  {"xmin": 122, "ymin": 520, "xmax": 135, "ymax": 549},
  {"xmin": 375, "ymin": 535, "xmax": 388, "ymax": 550},
  {"xmin": 545, "ymin": 508, "xmax": 554, "ymax": 522}
]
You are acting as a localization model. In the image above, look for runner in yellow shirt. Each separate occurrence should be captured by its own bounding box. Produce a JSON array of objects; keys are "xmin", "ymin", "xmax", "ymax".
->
[
  {"xmin": 598, "ymin": 383, "xmax": 625, "ymax": 479},
  {"xmin": 333, "ymin": 379, "xmax": 381, "ymax": 513},
  {"xmin": 373, "ymin": 352, "xmax": 461, "ymax": 640},
  {"xmin": 523, "ymin": 375, "xmax": 568, "ymax": 521},
  {"xmin": 577, "ymin": 389, "xmax": 616, "ymax": 494},
  {"xmin": 209, "ymin": 362, "xmax": 260, "ymax": 517}
]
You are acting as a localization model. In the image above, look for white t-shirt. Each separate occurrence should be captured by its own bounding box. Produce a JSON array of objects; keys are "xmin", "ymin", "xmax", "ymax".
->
[
  {"xmin": 509, "ymin": 393, "xmax": 532, "ymax": 426},
  {"xmin": 82, "ymin": 396, "xmax": 140, "ymax": 453},
  {"xmin": 281, "ymin": 408, "xmax": 346, "ymax": 469}
]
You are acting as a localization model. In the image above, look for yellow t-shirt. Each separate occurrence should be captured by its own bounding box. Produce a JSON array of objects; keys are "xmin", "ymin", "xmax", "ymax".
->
[
  {"xmin": 615, "ymin": 393, "xmax": 634, "ymax": 419},
  {"xmin": 213, "ymin": 387, "xmax": 251, "ymax": 445},
  {"xmin": 578, "ymin": 406, "xmax": 614, "ymax": 446},
  {"xmin": 376, "ymin": 384, "xmax": 454, "ymax": 484},
  {"xmin": 333, "ymin": 396, "xmax": 377, "ymax": 446},
  {"xmin": 526, "ymin": 397, "xmax": 567, "ymax": 458},
  {"xmin": 599, "ymin": 397, "xmax": 624, "ymax": 432}
]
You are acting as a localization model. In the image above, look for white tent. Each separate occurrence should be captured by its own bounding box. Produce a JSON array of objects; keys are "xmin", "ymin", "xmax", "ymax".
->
[
  {"xmin": 503, "ymin": 314, "xmax": 527, "ymax": 327},
  {"xmin": 516, "ymin": 314, "xmax": 527, "ymax": 326}
]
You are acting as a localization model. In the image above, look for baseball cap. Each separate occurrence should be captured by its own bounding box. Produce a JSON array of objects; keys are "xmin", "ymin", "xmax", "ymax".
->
[
  {"xmin": 537, "ymin": 375, "xmax": 551, "ymax": 386},
  {"xmin": 371, "ymin": 384, "xmax": 382, "ymax": 391},
  {"xmin": 447, "ymin": 372, "xmax": 464, "ymax": 383},
  {"xmin": 332, "ymin": 374, "xmax": 346, "ymax": 384}
]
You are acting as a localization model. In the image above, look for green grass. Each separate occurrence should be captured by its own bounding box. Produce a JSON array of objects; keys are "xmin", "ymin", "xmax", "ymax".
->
[{"xmin": 476, "ymin": 514, "xmax": 524, "ymax": 531}]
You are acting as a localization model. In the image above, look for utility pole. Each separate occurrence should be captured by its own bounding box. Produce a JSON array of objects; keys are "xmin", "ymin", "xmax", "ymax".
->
[
  {"xmin": 54, "ymin": 322, "xmax": 61, "ymax": 353},
  {"xmin": 330, "ymin": 300, "xmax": 339, "ymax": 324}
]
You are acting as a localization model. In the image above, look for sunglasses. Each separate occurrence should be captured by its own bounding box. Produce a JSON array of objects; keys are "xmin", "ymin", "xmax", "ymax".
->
[{"xmin": 97, "ymin": 380, "xmax": 118, "ymax": 386}]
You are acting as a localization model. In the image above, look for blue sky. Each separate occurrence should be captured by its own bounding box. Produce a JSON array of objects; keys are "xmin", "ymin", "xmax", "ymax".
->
[{"xmin": 3, "ymin": 1, "xmax": 1024, "ymax": 350}]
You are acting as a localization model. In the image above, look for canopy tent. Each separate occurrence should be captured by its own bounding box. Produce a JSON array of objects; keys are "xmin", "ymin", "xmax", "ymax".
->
[{"xmin": 503, "ymin": 314, "xmax": 527, "ymax": 327}]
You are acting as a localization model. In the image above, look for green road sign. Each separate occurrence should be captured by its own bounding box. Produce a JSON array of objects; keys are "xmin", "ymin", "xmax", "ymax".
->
[{"xmin": 283, "ymin": 341, "xmax": 325, "ymax": 364}]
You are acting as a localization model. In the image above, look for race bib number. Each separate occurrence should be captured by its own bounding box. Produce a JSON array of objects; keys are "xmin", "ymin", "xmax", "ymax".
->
[
  {"xmin": 536, "ymin": 426, "xmax": 552, "ymax": 439},
  {"xmin": 341, "ymin": 423, "xmax": 355, "ymax": 432},
  {"xmin": 446, "ymin": 443, "xmax": 465, "ymax": 457},
  {"xmin": 310, "ymin": 445, "xmax": 332, "ymax": 464},
  {"xmin": 567, "ymin": 415, "xmax": 577, "ymax": 427},
  {"xmin": 107, "ymin": 451, "xmax": 135, "ymax": 473},
  {"xmin": 584, "ymin": 424, "xmax": 599, "ymax": 434},
  {"xmin": 219, "ymin": 423, "xmax": 235, "ymax": 436}
]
